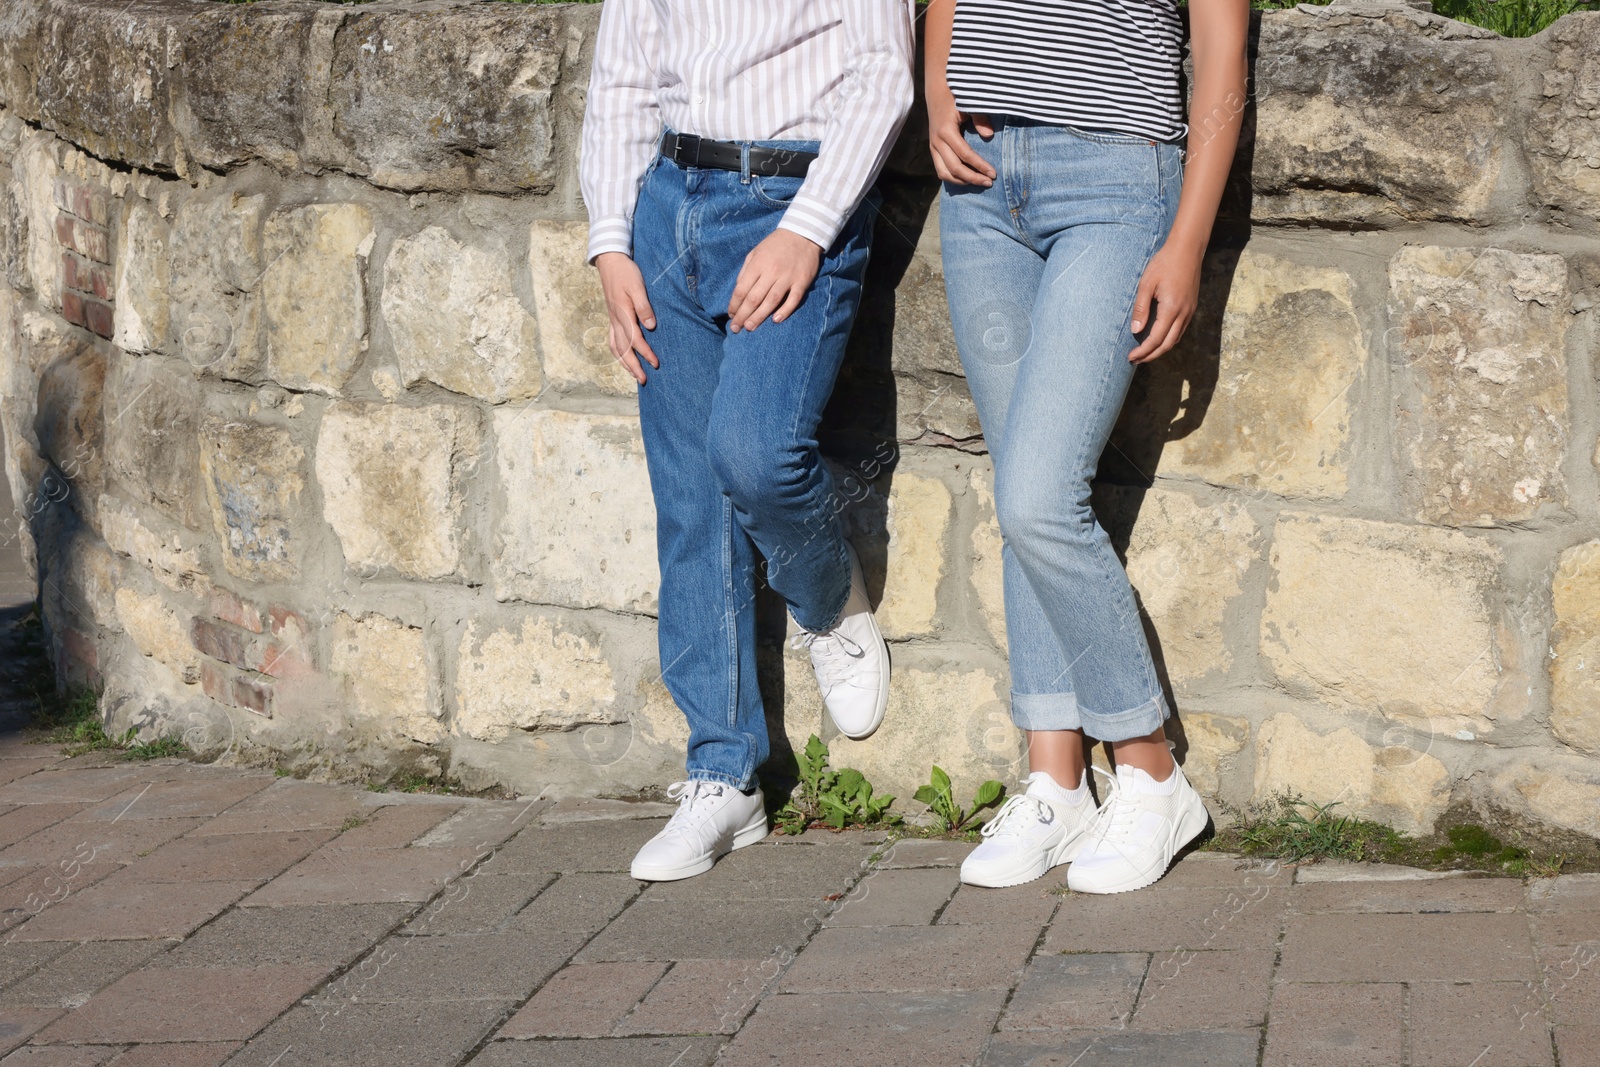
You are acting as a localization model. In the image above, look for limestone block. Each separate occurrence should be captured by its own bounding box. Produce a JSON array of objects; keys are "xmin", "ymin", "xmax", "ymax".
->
[
  {"xmin": 968, "ymin": 465, "xmax": 1005, "ymax": 648},
  {"xmin": 112, "ymin": 198, "xmax": 171, "ymax": 355},
  {"xmin": 1527, "ymin": 14, "xmax": 1600, "ymax": 220},
  {"xmin": 453, "ymin": 616, "xmax": 623, "ymax": 742},
  {"xmin": 198, "ymin": 416, "xmax": 307, "ymax": 583},
  {"xmin": 1105, "ymin": 486, "xmax": 1261, "ymax": 686},
  {"xmin": 381, "ymin": 226, "xmax": 541, "ymax": 403},
  {"xmin": 887, "ymin": 213, "xmax": 976, "ymax": 444},
  {"xmin": 261, "ymin": 204, "xmax": 373, "ymax": 395},
  {"xmin": 328, "ymin": 7, "xmax": 564, "ymax": 194},
  {"xmin": 1251, "ymin": 8, "xmax": 1501, "ymax": 223},
  {"xmin": 528, "ymin": 220, "xmax": 632, "ymax": 396},
  {"xmin": 875, "ymin": 472, "xmax": 951, "ymax": 640},
  {"xmin": 829, "ymin": 665, "xmax": 1024, "ymax": 807},
  {"xmin": 114, "ymin": 587, "xmax": 200, "ymax": 683},
  {"xmin": 491, "ymin": 408, "xmax": 658, "ymax": 613},
  {"xmin": 1177, "ymin": 712, "xmax": 1249, "ymax": 798},
  {"xmin": 31, "ymin": 335, "xmax": 105, "ymax": 507},
  {"xmin": 1389, "ymin": 246, "xmax": 1569, "ymax": 526},
  {"xmin": 1502, "ymin": 763, "xmax": 1600, "ymax": 839},
  {"xmin": 1141, "ymin": 250, "xmax": 1363, "ymax": 499},
  {"xmin": 103, "ymin": 357, "xmax": 203, "ymax": 530},
  {"xmin": 315, "ymin": 402, "xmax": 481, "ymax": 581},
  {"xmin": 329, "ymin": 611, "xmax": 445, "ymax": 745},
  {"xmin": 1254, "ymin": 713, "xmax": 1450, "ymax": 835},
  {"xmin": 99, "ymin": 495, "xmax": 208, "ymax": 594},
  {"xmin": 168, "ymin": 193, "xmax": 267, "ymax": 378},
  {"xmin": 1261, "ymin": 512, "xmax": 1503, "ymax": 731},
  {"xmin": 634, "ymin": 677, "xmax": 691, "ymax": 754},
  {"xmin": 11, "ymin": 132, "xmax": 61, "ymax": 307},
  {"xmin": 1549, "ymin": 541, "xmax": 1600, "ymax": 757}
]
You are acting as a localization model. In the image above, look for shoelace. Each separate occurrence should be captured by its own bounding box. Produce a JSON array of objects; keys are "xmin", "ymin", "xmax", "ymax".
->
[
  {"xmin": 979, "ymin": 794, "xmax": 1055, "ymax": 839},
  {"xmin": 661, "ymin": 780, "xmax": 726, "ymax": 839},
  {"xmin": 1083, "ymin": 765, "xmax": 1141, "ymax": 850},
  {"xmin": 790, "ymin": 629, "xmax": 865, "ymax": 691}
]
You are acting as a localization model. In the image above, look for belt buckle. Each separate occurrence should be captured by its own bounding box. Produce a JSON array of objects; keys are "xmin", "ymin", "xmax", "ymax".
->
[{"xmin": 673, "ymin": 134, "xmax": 699, "ymax": 168}]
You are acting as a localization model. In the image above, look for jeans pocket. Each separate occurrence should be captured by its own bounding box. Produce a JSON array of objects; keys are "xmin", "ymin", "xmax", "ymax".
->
[
  {"xmin": 1062, "ymin": 124, "xmax": 1156, "ymax": 147},
  {"xmin": 751, "ymin": 174, "xmax": 804, "ymax": 210}
]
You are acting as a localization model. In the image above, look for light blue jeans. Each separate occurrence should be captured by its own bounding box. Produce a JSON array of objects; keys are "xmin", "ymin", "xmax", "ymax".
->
[
  {"xmin": 939, "ymin": 115, "xmax": 1182, "ymax": 742},
  {"xmin": 630, "ymin": 139, "xmax": 875, "ymax": 790}
]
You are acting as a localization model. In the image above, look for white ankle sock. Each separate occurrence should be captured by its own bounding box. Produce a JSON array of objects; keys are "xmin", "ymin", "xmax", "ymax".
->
[
  {"xmin": 1121, "ymin": 764, "xmax": 1179, "ymax": 796},
  {"xmin": 1026, "ymin": 770, "xmax": 1090, "ymax": 808}
]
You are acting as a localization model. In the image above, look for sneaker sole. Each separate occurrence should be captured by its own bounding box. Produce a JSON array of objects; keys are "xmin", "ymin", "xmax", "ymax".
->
[
  {"xmin": 629, "ymin": 810, "xmax": 771, "ymax": 882},
  {"xmin": 960, "ymin": 825, "xmax": 1087, "ymax": 889},
  {"xmin": 1067, "ymin": 799, "xmax": 1211, "ymax": 895}
]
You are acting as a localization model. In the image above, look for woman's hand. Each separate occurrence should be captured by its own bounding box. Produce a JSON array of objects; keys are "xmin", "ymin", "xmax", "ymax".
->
[
  {"xmin": 928, "ymin": 88, "xmax": 996, "ymax": 187},
  {"xmin": 595, "ymin": 251, "xmax": 658, "ymax": 384},
  {"xmin": 728, "ymin": 228, "xmax": 823, "ymax": 333},
  {"xmin": 1128, "ymin": 240, "xmax": 1204, "ymax": 364}
]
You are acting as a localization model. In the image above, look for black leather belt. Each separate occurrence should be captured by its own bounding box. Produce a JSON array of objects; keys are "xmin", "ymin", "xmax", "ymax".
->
[{"xmin": 660, "ymin": 132, "xmax": 815, "ymax": 178}]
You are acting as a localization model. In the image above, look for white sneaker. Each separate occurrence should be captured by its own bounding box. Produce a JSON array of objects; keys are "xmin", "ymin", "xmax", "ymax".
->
[
  {"xmin": 791, "ymin": 542, "xmax": 889, "ymax": 740},
  {"xmin": 630, "ymin": 781, "xmax": 769, "ymax": 882},
  {"xmin": 1066, "ymin": 761, "xmax": 1210, "ymax": 895},
  {"xmin": 960, "ymin": 772, "xmax": 1098, "ymax": 888}
]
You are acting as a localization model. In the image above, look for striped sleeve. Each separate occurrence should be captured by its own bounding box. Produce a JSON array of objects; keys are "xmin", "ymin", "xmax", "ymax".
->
[{"xmin": 578, "ymin": 0, "xmax": 663, "ymax": 262}]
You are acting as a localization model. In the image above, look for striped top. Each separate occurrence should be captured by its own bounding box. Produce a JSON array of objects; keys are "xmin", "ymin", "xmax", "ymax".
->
[
  {"xmin": 579, "ymin": 0, "xmax": 915, "ymax": 261},
  {"xmin": 946, "ymin": 0, "xmax": 1187, "ymax": 143}
]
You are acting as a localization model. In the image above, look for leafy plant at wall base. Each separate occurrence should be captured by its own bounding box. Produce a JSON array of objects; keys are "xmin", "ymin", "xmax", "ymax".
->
[
  {"xmin": 913, "ymin": 765, "xmax": 1005, "ymax": 833},
  {"xmin": 773, "ymin": 735, "xmax": 899, "ymax": 835}
]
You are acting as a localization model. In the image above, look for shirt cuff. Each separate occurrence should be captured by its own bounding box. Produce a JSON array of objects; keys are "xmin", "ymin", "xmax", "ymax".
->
[
  {"xmin": 776, "ymin": 193, "xmax": 850, "ymax": 253},
  {"xmin": 586, "ymin": 216, "xmax": 634, "ymax": 263}
]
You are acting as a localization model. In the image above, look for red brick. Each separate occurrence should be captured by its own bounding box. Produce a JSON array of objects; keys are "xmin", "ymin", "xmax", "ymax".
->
[
  {"xmin": 75, "ymin": 222, "xmax": 110, "ymax": 264},
  {"xmin": 199, "ymin": 661, "xmax": 273, "ymax": 718},
  {"xmin": 61, "ymin": 250, "xmax": 81, "ymax": 291},
  {"xmin": 83, "ymin": 298, "xmax": 114, "ymax": 339},
  {"xmin": 85, "ymin": 263, "xmax": 112, "ymax": 300},
  {"xmin": 53, "ymin": 212, "xmax": 76, "ymax": 249},
  {"xmin": 60, "ymin": 290, "xmax": 86, "ymax": 328},
  {"xmin": 51, "ymin": 176, "xmax": 73, "ymax": 211},
  {"xmin": 268, "ymin": 605, "xmax": 308, "ymax": 639},
  {"xmin": 209, "ymin": 589, "xmax": 264, "ymax": 633},
  {"xmin": 190, "ymin": 617, "xmax": 310, "ymax": 680},
  {"xmin": 70, "ymin": 186, "xmax": 108, "ymax": 226}
]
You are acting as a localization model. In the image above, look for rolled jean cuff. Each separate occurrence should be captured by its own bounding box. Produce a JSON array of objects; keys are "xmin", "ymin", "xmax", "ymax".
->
[
  {"xmin": 1081, "ymin": 692, "xmax": 1170, "ymax": 743},
  {"xmin": 687, "ymin": 769, "xmax": 756, "ymax": 792},
  {"xmin": 1010, "ymin": 691, "xmax": 1081, "ymax": 732}
]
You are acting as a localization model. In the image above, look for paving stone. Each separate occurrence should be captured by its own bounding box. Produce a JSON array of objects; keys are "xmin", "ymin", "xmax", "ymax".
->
[
  {"xmin": 0, "ymin": 946, "xmax": 70, "ymax": 991},
  {"xmin": 156, "ymin": 903, "xmax": 414, "ymax": 970},
  {"xmin": 0, "ymin": 865, "xmax": 124, "ymax": 939},
  {"xmin": 102, "ymin": 1044, "xmax": 239, "ymax": 1067},
  {"xmin": 0, "ymin": 1047, "xmax": 116, "ymax": 1065},
  {"xmin": 114, "ymin": 831, "xmax": 333, "ymax": 884},
  {"xmin": 1278, "ymin": 913, "xmax": 1536, "ymax": 982},
  {"xmin": 0, "ymin": 771, "xmax": 151, "ymax": 806},
  {"xmin": 0, "ymin": 1008, "xmax": 61, "ymax": 1057},
  {"xmin": 979, "ymin": 1030, "xmax": 1264, "ymax": 1067},
  {"xmin": 0, "ymin": 763, "xmax": 66, "ymax": 788},
  {"xmin": 1155, "ymin": 853, "xmax": 1292, "ymax": 889},
  {"xmin": 0, "ymin": 809, "xmax": 86, "ymax": 851},
  {"xmin": 317, "ymin": 931, "xmax": 571, "ymax": 1005},
  {"xmin": 1044, "ymin": 886, "xmax": 1286, "ymax": 953},
  {"xmin": 1555, "ymin": 1026, "xmax": 1600, "ymax": 1066},
  {"xmin": 1262, "ymin": 982, "xmax": 1403, "ymax": 1067},
  {"xmin": 1539, "ymin": 944, "xmax": 1600, "ymax": 1026},
  {"xmin": 401, "ymin": 872, "xmax": 553, "ymax": 936},
  {"xmin": 0, "ymin": 818, "xmax": 206, "ymax": 870},
  {"xmin": 999, "ymin": 953, "xmax": 1147, "ymax": 1030},
  {"xmin": 469, "ymin": 1036, "xmax": 724, "ymax": 1067},
  {"xmin": 324, "ymin": 801, "xmax": 464, "ymax": 849},
  {"xmin": 1527, "ymin": 873, "xmax": 1600, "ymax": 911},
  {"xmin": 1408, "ymin": 981, "xmax": 1552, "ymax": 1066},
  {"xmin": 189, "ymin": 780, "xmax": 365, "ymax": 836},
  {"xmin": 718, "ymin": 991, "xmax": 1005, "ymax": 1067},
  {"xmin": 615, "ymin": 959, "xmax": 777, "ymax": 1036},
  {"xmin": 10, "ymin": 879, "xmax": 253, "ymax": 941},
  {"xmin": 239, "ymin": 846, "xmax": 482, "ymax": 906},
  {"xmin": 500, "ymin": 962, "xmax": 669, "ymax": 1038},
  {"xmin": 411, "ymin": 799, "xmax": 548, "ymax": 850},
  {"xmin": 1531, "ymin": 908, "xmax": 1600, "ymax": 948},
  {"xmin": 225, "ymin": 998, "xmax": 513, "ymax": 1067},
  {"xmin": 33, "ymin": 966, "xmax": 324, "ymax": 1043},
  {"xmin": 1293, "ymin": 860, "xmax": 1464, "ymax": 883},
  {"xmin": 874, "ymin": 839, "xmax": 977, "ymax": 869},
  {"xmin": 640, "ymin": 842, "xmax": 874, "ymax": 904},
  {"xmin": 538, "ymin": 798, "xmax": 678, "ymax": 824},
  {"xmin": 1292, "ymin": 876, "xmax": 1523, "ymax": 914},
  {"xmin": 821, "ymin": 867, "xmax": 956, "ymax": 927},
  {"xmin": 0, "ymin": 941, "xmax": 166, "ymax": 1008},
  {"xmin": 506, "ymin": 873, "xmax": 641, "ymax": 946},
  {"xmin": 781, "ymin": 924, "xmax": 1039, "ymax": 994},
  {"xmin": 576, "ymin": 899, "xmax": 818, "ymax": 963},
  {"xmin": 483, "ymin": 820, "xmax": 667, "ymax": 875},
  {"xmin": 1127, "ymin": 949, "xmax": 1273, "ymax": 1031},
  {"xmin": 938, "ymin": 884, "xmax": 1061, "ymax": 927},
  {"xmin": 72, "ymin": 778, "xmax": 272, "ymax": 822}
]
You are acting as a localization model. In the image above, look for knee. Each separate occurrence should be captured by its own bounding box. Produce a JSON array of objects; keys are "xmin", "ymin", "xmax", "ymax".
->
[
  {"xmin": 993, "ymin": 468, "xmax": 1095, "ymax": 551},
  {"xmin": 706, "ymin": 421, "xmax": 804, "ymax": 512}
]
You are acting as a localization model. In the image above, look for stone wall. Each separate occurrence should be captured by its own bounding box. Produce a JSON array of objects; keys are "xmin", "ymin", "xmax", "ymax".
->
[{"xmin": 2, "ymin": 0, "xmax": 1599, "ymax": 838}]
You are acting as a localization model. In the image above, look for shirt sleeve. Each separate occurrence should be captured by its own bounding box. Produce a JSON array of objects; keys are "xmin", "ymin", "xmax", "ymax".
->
[
  {"xmin": 578, "ymin": 0, "xmax": 663, "ymax": 263},
  {"xmin": 776, "ymin": 0, "xmax": 916, "ymax": 251}
]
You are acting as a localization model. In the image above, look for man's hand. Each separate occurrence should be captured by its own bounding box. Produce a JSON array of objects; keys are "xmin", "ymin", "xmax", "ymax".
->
[
  {"xmin": 928, "ymin": 88, "xmax": 995, "ymax": 187},
  {"xmin": 1128, "ymin": 240, "xmax": 1204, "ymax": 364},
  {"xmin": 728, "ymin": 228, "xmax": 823, "ymax": 333},
  {"xmin": 596, "ymin": 252, "xmax": 658, "ymax": 384}
]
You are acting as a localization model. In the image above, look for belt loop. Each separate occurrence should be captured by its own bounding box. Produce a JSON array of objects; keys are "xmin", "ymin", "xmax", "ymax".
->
[{"xmin": 739, "ymin": 144, "xmax": 751, "ymax": 184}]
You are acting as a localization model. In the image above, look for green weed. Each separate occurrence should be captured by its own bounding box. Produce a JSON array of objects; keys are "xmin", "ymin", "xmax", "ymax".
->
[
  {"xmin": 773, "ymin": 735, "xmax": 899, "ymax": 834},
  {"xmin": 913, "ymin": 765, "xmax": 1005, "ymax": 833}
]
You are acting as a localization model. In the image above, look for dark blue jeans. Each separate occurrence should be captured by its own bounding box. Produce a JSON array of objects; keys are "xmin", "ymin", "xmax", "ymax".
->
[{"xmin": 631, "ymin": 142, "xmax": 876, "ymax": 790}]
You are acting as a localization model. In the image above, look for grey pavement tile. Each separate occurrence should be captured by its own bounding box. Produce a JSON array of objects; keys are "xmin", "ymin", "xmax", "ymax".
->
[
  {"xmin": 33, "ymin": 965, "xmax": 324, "ymax": 1044},
  {"xmin": 779, "ymin": 923, "xmax": 1040, "ymax": 994},
  {"xmin": 537, "ymin": 798, "xmax": 678, "ymax": 825},
  {"xmin": 322, "ymin": 801, "xmax": 464, "ymax": 850},
  {"xmin": 104, "ymin": 1043, "xmax": 240, "ymax": 1067},
  {"xmin": 0, "ymin": 771, "xmax": 152, "ymax": 807},
  {"xmin": 499, "ymin": 961, "xmax": 669, "ymax": 1038},
  {"xmin": 401, "ymin": 872, "xmax": 554, "ymax": 936},
  {"xmin": 313, "ymin": 931, "xmax": 572, "ymax": 1004},
  {"xmin": 1293, "ymin": 861, "xmax": 1468, "ymax": 883},
  {"xmin": 9, "ymin": 879, "xmax": 254, "ymax": 942},
  {"xmin": 1407, "ymin": 981, "xmax": 1552, "ymax": 1067},
  {"xmin": 239, "ymin": 846, "xmax": 483, "ymax": 906},
  {"xmin": 640, "ymin": 841, "xmax": 874, "ymax": 904},
  {"xmin": 411, "ymin": 799, "xmax": 548, "ymax": 850},
  {"xmin": 1555, "ymin": 1025, "xmax": 1600, "ymax": 1066},
  {"xmin": 1152, "ymin": 852, "xmax": 1291, "ymax": 889},
  {"xmin": 1278, "ymin": 912, "xmax": 1537, "ymax": 982},
  {"xmin": 1539, "ymin": 944, "xmax": 1600, "ymax": 1026},
  {"xmin": 822, "ymin": 867, "xmax": 958, "ymax": 927},
  {"xmin": 155, "ymin": 902, "xmax": 414, "ymax": 970},
  {"xmin": 225, "ymin": 998, "xmax": 513, "ymax": 1067},
  {"xmin": 468, "ymin": 1036, "xmax": 723, "ymax": 1067},
  {"xmin": 0, "ymin": 941, "xmax": 168, "ymax": 1009},
  {"xmin": 72, "ymin": 778, "xmax": 273, "ymax": 823},
  {"xmin": 939, "ymin": 884, "xmax": 1061, "ymax": 927},
  {"xmin": 575, "ymin": 899, "xmax": 818, "ymax": 963},
  {"xmin": 0, "ymin": 946, "xmax": 71, "ymax": 992},
  {"xmin": 0, "ymin": 865, "xmax": 124, "ymax": 941},
  {"xmin": 979, "ymin": 1030, "xmax": 1264, "ymax": 1066},
  {"xmin": 1263, "ymin": 982, "xmax": 1402, "ymax": 1067},
  {"xmin": 0, "ymin": 1008, "xmax": 62, "ymax": 1058},
  {"xmin": 1126, "ymin": 949, "xmax": 1273, "ymax": 1031},
  {"xmin": 482, "ymin": 820, "xmax": 668, "ymax": 875},
  {"xmin": 188, "ymin": 780, "xmax": 366, "ymax": 836},
  {"xmin": 0, "ymin": 808, "xmax": 86, "ymax": 851},
  {"xmin": 718, "ymin": 990, "xmax": 1006, "ymax": 1067},
  {"xmin": 0, "ymin": 817, "xmax": 208, "ymax": 870},
  {"xmin": 875, "ymin": 839, "xmax": 977, "ymax": 869},
  {"xmin": 505, "ymin": 873, "xmax": 642, "ymax": 945},
  {"xmin": 999, "ymin": 953, "xmax": 1147, "ymax": 1031},
  {"xmin": 0, "ymin": 764, "xmax": 67, "ymax": 790},
  {"xmin": 0, "ymin": 1046, "xmax": 118, "ymax": 1065},
  {"xmin": 615, "ymin": 959, "xmax": 777, "ymax": 1036},
  {"xmin": 1292, "ymin": 875, "xmax": 1524, "ymax": 914},
  {"xmin": 1044, "ymin": 885, "xmax": 1286, "ymax": 953},
  {"xmin": 113, "ymin": 831, "xmax": 334, "ymax": 885},
  {"xmin": 1527, "ymin": 873, "xmax": 1600, "ymax": 912},
  {"xmin": 1530, "ymin": 907, "xmax": 1600, "ymax": 949}
]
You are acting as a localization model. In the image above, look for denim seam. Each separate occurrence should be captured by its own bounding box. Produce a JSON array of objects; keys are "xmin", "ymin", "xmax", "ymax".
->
[{"xmin": 689, "ymin": 769, "xmax": 751, "ymax": 790}]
